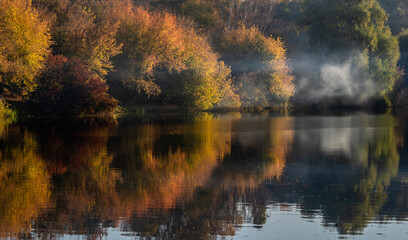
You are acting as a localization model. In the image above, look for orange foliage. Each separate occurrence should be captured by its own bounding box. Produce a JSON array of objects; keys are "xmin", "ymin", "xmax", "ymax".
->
[
  {"xmin": 113, "ymin": 6, "xmax": 187, "ymax": 96},
  {"xmin": 109, "ymin": 2, "xmax": 239, "ymax": 109},
  {"xmin": 0, "ymin": 114, "xmax": 295, "ymax": 237},
  {"xmin": 264, "ymin": 116, "xmax": 294, "ymax": 180},
  {"xmin": 116, "ymin": 113, "xmax": 236, "ymax": 214}
]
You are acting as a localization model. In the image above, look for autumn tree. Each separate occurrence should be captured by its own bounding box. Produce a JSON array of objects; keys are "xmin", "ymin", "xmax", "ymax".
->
[
  {"xmin": 33, "ymin": 0, "xmax": 122, "ymax": 78},
  {"xmin": 160, "ymin": 20, "xmax": 240, "ymax": 109},
  {"xmin": 0, "ymin": 0, "xmax": 51, "ymax": 96},
  {"xmin": 218, "ymin": 25, "xmax": 295, "ymax": 107},
  {"xmin": 109, "ymin": 4, "xmax": 239, "ymax": 109},
  {"xmin": 111, "ymin": 6, "xmax": 187, "ymax": 96}
]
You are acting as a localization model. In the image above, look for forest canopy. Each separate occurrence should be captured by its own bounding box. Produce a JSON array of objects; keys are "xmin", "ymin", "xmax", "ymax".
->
[{"xmin": 0, "ymin": 0, "xmax": 406, "ymax": 116}]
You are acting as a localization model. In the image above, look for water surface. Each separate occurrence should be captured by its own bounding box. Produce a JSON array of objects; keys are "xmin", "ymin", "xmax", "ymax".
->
[{"xmin": 1, "ymin": 111, "xmax": 408, "ymax": 239}]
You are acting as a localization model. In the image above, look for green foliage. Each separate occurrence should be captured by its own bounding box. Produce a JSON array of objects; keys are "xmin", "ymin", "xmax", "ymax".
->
[
  {"xmin": 31, "ymin": 55, "xmax": 117, "ymax": 115},
  {"xmin": 0, "ymin": 0, "xmax": 51, "ymax": 95},
  {"xmin": 398, "ymin": 30, "xmax": 408, "ymax": 68},
  {"xmin": 303, "ymin": 0, "xmax": 387, "ymax": 50},
  {"xmin": 390, "ymin": 31, "xmax": 408, "ymax": 107},
  {"xmin": 302, "ymin": 0, "xmax": 400, "ymax": 96},
  {"xmin": 0, "ymin": 100, "xmax": 16, "ymax": 125},
  {"xmin": 218, "ymin": 25, "xmax": 295, "ymax": 107},
  {"xmin": 336, "ymin": 114, "xmax": 399, "ymax": 234},
  {"xmin": 378, "ymin": 0, "xmax": 408, "ymax": 34}
]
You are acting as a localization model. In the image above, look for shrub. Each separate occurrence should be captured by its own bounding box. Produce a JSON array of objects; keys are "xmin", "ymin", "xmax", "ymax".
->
[
  {"xmin": 0, "ymin": 99, "xmax": 16, "ymax": 124},
  {"xmin": 32, "ymin": 55, "xmax": 116, "ymax": 115}
]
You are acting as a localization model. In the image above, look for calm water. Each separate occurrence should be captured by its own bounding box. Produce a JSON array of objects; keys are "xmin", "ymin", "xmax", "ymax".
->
[{"xmin": 1, "ymin": 111, "xmax": 408, "ymax": 239}]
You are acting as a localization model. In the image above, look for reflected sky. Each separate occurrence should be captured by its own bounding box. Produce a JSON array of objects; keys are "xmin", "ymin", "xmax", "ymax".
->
[{"xmin": 0, "ymin": 111, "xmax": 407, "ymax": 239}]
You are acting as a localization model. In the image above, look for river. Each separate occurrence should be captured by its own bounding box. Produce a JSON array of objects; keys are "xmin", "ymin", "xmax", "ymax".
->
[{"xmin": 0, "ymin": 111, "xmax": 407, "ymax": 239}]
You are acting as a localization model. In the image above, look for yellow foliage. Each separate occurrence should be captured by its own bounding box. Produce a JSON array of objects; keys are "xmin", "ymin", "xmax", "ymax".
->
[
  {"xmin": 220, "ymin": 25, "xmax": 295, "ymax": 106},
  {"xmin": 0, "ymin": 0, "xmax": 51, "ymax": 94},
  {"xmin": 0, "ymin": 114, "xmax": 297, "ymax": 236},
  {"xmin": 49, "ymin": 0, "xmax": 122, "ymax": 78},
  {"xmin": 114, "ymin": 6, "xmax": 187, "ymax": 95},
  {"xmin": 0, "ymin": 129, "xmax": 50, "ymax": 236},
  {"xmin": 180, "ymin": 25, "xmax": 240, "ymax": 109},
  {"xmin": 112, "ymin": 4, "xmax": 239, "ymax": 109}
]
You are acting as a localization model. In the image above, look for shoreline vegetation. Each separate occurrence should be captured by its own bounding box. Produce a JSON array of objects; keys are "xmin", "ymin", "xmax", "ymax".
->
[{"xmin": 1, "ymin": 0, "xmax": 408, "ymax": 120}]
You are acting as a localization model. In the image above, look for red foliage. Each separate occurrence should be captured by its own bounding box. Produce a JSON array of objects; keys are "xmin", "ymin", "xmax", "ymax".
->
[{"xmin": 32, "ymin": 55, "xmax": 116, "ymax": 115}]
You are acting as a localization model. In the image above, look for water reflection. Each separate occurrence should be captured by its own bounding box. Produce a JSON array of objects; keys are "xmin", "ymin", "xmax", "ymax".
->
[
  {"xmin": 0, "ymin": 128, "xmax": 50, "ymax": 238},
  {"xmin": 274, "ymin": 114, "xmax": 400, "ymax": 234},
  {"xmin": 0, "ymin": 112, "xmax": 407, "ymax": 238}
]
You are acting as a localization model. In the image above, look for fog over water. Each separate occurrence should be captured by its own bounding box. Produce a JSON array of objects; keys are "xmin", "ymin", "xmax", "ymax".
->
[{"xmin": 291, "ymin": 52, "xmax": 380, "ymax": 105}]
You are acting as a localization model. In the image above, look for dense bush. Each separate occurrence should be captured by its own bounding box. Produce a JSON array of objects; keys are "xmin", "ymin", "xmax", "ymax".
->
[
  {"xmin": 31, "ymin": 55, "xmax": 116, "ymax": 115},
  {"xmin": 0, "ymin": 99, "xmax": 16, "ymax": 124}
]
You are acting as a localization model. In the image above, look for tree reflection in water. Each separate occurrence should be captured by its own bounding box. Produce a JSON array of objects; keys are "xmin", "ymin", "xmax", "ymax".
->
[
  {"xmin": 268, "ymin": 113, "xmax": 401, "ymax": 235},
  {"xmin": 0, "ymin": 112, "xmax": 406, "ymax": 238},
  {"xmin": 0, "ymin": 126, "xmax": 50, "ymax": 238}
]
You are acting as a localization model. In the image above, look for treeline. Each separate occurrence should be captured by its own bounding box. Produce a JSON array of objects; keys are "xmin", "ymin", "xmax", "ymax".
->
[{"xmin": 0, "ymin": 0, "xmax": 407, "ymax": 116}]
